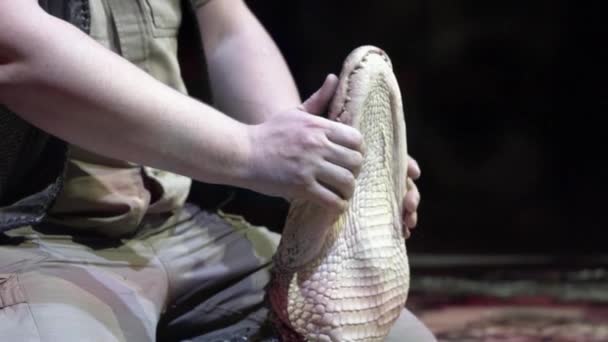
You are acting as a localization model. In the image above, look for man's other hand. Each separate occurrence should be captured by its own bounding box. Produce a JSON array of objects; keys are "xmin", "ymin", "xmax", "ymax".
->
[{"xmin": 402, "ymin": 156, "xmax": 421, "ymax": 238}]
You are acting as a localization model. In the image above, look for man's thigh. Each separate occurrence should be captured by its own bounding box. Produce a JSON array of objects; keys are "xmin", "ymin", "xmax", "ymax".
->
[
  {"xmin": 387, "ymin": 308, "xmax": 437, "ymax": 342},
  {"xmin": 146, "ymin": 205, "xmax": 281, "ymax": 341},
  {"xmin": 0, "ymin": 227, "xmax": 168, "ymax": 342}
]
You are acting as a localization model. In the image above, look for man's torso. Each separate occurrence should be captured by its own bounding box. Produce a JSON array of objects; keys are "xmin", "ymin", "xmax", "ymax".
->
[{"xmin": 49, "ymin": 0, "xmax": 192, "ymax": 237}]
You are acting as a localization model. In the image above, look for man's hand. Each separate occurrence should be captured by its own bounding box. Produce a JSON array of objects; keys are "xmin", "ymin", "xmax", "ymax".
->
[
  {"xmin": 403, "ymin": 156, "xmax": 421, "ymax": 238},
  {"xmin": 245, "ymin": 75, "xmax": 364, "ymax": 211}
]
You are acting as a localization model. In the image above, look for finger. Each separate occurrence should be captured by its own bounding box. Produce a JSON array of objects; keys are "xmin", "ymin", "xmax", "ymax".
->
[
  {"xmin": 403, "ymin": 178, "xmax": 420, "ymax": 213},
  {"xmin": 404, "ymin": 211, "xmax": 418, "ymax": 230},
  {"xmin": 402, "ymin": 223, "xmax": 412, "ymax": 239},
  {"xmin": 326, "ymin": 122, "xmax": 363, "ymax": 152},
  {"xmin": 316, "ymin": 161, "xmax": 356, "ymax": 201},
  {"xmin": 324, "ymin": 141, "xmax": 364, "ymax": 178},
  {"xmin": 407, "ymin": 156, "xmax": 421, "ymax": 180},
  {"xmin": 299, "ymin": 74, "xmax": 339, "ymax": 116},
  {"xmin": 308, "ymin": 181, "xmax": 348, "ymax": 212}
]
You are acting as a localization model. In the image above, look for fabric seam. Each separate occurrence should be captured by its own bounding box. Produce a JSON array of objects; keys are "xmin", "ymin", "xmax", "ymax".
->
[{"xmin": 16, "ymin": 273, "xmax": 43, "ymax": 341}]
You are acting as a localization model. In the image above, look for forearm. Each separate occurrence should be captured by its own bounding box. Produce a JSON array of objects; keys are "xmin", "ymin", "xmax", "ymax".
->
[
  {"xmin": 196, "ymin": 0, "xmax": 301, "ymax": 124},
  {"xmin": 0, "ymin": 7, "xmax": 251, "ymax": 187}
]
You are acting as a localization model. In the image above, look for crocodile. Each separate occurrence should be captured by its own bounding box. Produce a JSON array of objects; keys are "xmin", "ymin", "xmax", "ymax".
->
[{"xmin": 268, "ymin": 45, "xmax": 410, "ymax": 342}]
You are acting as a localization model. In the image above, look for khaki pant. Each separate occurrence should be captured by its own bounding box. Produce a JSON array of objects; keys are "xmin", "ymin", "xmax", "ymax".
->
[{"xmin": 0, "ymin": 204, "xmax": 435, "ymax": 341}]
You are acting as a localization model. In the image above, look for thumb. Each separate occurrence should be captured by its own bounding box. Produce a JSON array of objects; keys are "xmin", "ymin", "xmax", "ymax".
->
[{"xmin": 299, "ymin": 74, "xmax": 339, "ymax": 116}]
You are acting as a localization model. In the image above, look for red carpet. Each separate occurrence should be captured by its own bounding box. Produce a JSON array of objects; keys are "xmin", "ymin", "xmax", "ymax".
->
[{"xmin": 406, "ymin": 268, "xmax": 608, "ymax": 341}]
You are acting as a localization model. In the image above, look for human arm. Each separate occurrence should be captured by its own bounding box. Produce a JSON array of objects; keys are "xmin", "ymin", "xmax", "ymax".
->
[
  {"xmin": 0, "ymin": 1, "xmax": 362, "ymax": 210},
  {"xmin": 193, "ymin": 0, "xmax": 301, "ymax": 124}
]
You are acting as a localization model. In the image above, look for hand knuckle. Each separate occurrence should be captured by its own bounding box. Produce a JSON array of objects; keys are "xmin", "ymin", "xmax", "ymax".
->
[
  {"xmin": 301, "ymin": 133, "xmax": 325, "ymax": 150},
  {"xmin": 306, "ymin": 114, "xmax": 326, "ymax": 128},
  {"xmin": 295, "ymin": 168, "xmax": 313, "ymax": 186}
]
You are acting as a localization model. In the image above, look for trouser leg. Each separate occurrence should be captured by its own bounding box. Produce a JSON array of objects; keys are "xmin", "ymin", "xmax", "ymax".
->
[
  {"xmin": 0, "ymin": 227, "xmax": 168, "ymax": 342},
  {"xmin": 145, "ymin": 205, "xmax": 280, "ymax": 341},
  {"xmin": 386, "ymin": 308, "xmax": 437, "ymax": 342}
]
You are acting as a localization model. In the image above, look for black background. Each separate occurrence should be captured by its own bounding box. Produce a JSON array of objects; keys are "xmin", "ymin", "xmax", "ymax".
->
[{"xmin": 180, "ymin": 1, "xmax": 607, "ymax": 255}]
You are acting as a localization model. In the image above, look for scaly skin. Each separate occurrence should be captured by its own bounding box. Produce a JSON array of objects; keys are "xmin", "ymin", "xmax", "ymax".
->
[{"xmin": 268, "ymin": 46, "xmax": 409, "ymax": 342}]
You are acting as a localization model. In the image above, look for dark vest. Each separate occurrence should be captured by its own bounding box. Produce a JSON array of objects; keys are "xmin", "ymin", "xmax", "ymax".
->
[{"xmin": 0, "ymin": 0, "xmax": 90, "ymax": 232}]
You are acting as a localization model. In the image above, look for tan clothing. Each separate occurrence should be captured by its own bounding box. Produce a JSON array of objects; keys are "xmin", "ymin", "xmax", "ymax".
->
[
  {"xmin": 49, "ymin": 0, "xmax": 191, "ymax": 237},
  {"xmin": 190, "ymin": 0, "xmax": 214, "ymax": 8},
  {"xmin": 0, "ymin": 206, "xmax": 281, "ymax": 341},
  {"xmin": 0, "ymin": 207, "xmax": 434, "ymax": 342}
]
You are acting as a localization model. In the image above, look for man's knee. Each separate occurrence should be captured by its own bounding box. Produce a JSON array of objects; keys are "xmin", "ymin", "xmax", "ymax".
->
[{"xmin": 386, "ymin": 308, "xmax": 437, "ymax": 342}]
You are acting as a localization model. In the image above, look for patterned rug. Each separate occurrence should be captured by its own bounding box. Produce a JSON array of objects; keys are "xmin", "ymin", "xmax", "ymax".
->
[{"xmin": 406, "ymin": 268, "xmax": 608, "ymax": 341}]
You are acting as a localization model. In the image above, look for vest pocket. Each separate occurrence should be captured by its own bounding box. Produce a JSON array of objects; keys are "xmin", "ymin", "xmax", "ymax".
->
[{"xmin": 143, "ymin": 0, "xmax": 182, "ymax": 37}]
